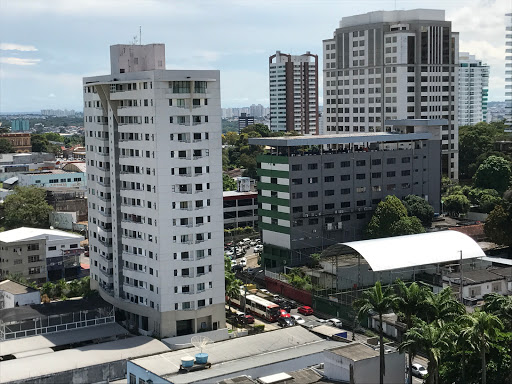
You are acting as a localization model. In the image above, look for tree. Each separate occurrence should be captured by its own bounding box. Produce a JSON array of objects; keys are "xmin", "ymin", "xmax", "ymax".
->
[
  {"xmin": 473, "ymin": 155, "xmax": 512, "ymax": 194},
  {"xmin": 401, "ymin": 320, "xmax": 453, "ymax": 384},
  {"xmin": 285, "ymin": 268, "xmax": 312, "ymax": 290},
  {"xmin": 224, "ymin": 256, "xmax": 242, "ymax": 313},
  {"xmin": 2, "ymin": 186, "xmax": 53, "ymax": 229},
  {"xmin": 31, "ymin": 134, "xmax": 50, "ymax": 152},
  {"xmin": 460, "ymin": 310, "xmax": 503, "ymax": 384},
  {"xmin": 223, "ymin": 173, "xmax": 237, "ymax": 191},
  {"xmin": 468, "ymin": 188, "xmax": 502, "ymax": 213},
  {"xmin": 393, "ymin": 280, "xmax": 428, "ymax": 384},
  {"xmin": 0, "ymin": 138, "xmax": 14, "ymax": 154},
  {"xmin": 241, "ymin": 123, "xmax": 271, "ymax": 137},
  {"xmin": 223, "ymin": 131, "xmax": 239, "ymax": 146},
  {"xmin": 402, "ymin": 195, "xmax": 435, "ymax": 226},
  {"xmin": 459, "ymin": 122, "xmax": 503, "ymax": 179},
  {"xmin": 53, "ymin": 279, "xmax": 67, "ymax": 298},
  {"xmin": 68, "ymin": 279, "xmax": 81, "ymax": 297},
  {"xmin": 443, "ymin": 194, "xmax": 470, "ymax": 216},
  {"xmin": 366, "ymin": 195, "xmax": 425, "ymax": 239},
  {"xmin": 422, "ymin": 287, "xmax": 464, "ymax": 325},
  {"xmin": 354, "ymin": 281, "xmax": 395, "ymax": 384},
  {"xmin": 485, "ymin": 204, "xmax": 512, "ymax": 246},
  {"xmin": 41, "ymin": 282, "xmax": 54, "ymax": 298}
]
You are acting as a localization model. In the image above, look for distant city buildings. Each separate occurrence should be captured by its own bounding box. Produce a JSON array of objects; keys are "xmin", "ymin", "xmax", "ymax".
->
[
  {"xmin": 458, "ymin": 52, "xmax": 489, "ymax": 125},
  {"xmin": 222, "ymin": 106, "xmax": 269, "ymax": 119},
  {"xmin": 506, "ymin": 13, "xmax": 512, "ymax": 128},
  {"xmin": 323, "ymin": 9, "xmax": 460, "ymax": 179},
  {"xmin": 10, "ymin": 119, "xmax": 30, "ymax": 132},
  {"xmin": 269, "ymin": 51, "xmax": 319, "ymax": 134},
  {"xmin": 41, "ymin": 109, "xmax": 77, "ymax": 117},
  {"xmin": 238, "ymin": 112, "xmax": 255, "ymax": 133}
]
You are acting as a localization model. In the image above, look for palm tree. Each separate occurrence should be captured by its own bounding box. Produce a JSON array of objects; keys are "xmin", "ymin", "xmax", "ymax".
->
[
  {"xmin": 423, "ymin": 287, "xmax": 464, "ymax": 324},
  {"xmin": 53, "ymin": 279, "xmax": 67, "ymax": 298},
  {"xmin": 460, "ymin": 310, "xmax": 503, "ymax": 384},
  {"xmin": 41, "ymin": 281, "xmax": 55, "ymax": 298},
  {"xmin": 484, "ymin": 293, "xmax": 512, "ymax": 384},
  {"xmin": 393, "ymin": 279, "xmax": 428, "ymax": 384},
  {"xmin": 400, "ymin": 320, "xmax": 453, "ymax": 384},
  {"xmin": 354, "ymin": 281, "xmax": 395, "ymax": 384}
]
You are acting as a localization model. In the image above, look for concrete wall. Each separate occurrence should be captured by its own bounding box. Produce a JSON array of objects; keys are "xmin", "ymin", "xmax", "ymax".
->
[
  {"xmin": 49, "ymin": 211, "xmax": 77, "ymax": 230},
  {"xmin": 0, "ymin": 290, "xmax": 41, "ymax": 309}
]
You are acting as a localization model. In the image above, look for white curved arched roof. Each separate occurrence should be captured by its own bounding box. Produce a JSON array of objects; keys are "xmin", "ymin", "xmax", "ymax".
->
[{"xmin": 340, "ymin": 231, "xmax": 485, "ymax": 272}]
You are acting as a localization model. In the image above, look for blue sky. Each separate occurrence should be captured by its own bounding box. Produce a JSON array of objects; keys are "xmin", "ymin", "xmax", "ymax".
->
[{"xmin": 0, "ymin": 0, "xmax": 510, "ymax": 112}]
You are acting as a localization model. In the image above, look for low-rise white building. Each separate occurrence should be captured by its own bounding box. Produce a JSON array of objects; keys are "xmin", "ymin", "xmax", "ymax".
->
[
  {"xmin": 0, "ymin": 280, "xmax": 40, "ymax": 309},
  {"xmin": 223, "ymin": 191, "xmax": 258, "ymax": 230},
  {"xmin": 443, "ymin": 268, "xmax": 509, "ymax": 302},
  {"xmin": 0, "ymin": 227, "xmax": 84, "ymax": 283}
]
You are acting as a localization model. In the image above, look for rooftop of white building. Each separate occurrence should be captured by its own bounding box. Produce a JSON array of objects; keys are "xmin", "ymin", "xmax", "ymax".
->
[
  {"xmin": 340, "ymin": 9, "xmax": 446, "ymax": 28},
  {"xmin": 0, "ymin": 280, "xmax": 39, "ymax": 295},
  {"xmin": 0, "ymin": 227, "xmax": 83, "ymax": 244}
]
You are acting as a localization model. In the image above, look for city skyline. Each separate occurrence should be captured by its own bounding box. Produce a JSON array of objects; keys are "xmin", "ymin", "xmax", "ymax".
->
[{"xmin": 0, "ymin": 0, "xmax": 510, "ymax": 112}]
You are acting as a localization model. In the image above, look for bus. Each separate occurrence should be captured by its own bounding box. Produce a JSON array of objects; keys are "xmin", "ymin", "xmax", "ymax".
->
[{"xmin": 228, "ymin": 290, "xmax": 280, "ymax": 322}]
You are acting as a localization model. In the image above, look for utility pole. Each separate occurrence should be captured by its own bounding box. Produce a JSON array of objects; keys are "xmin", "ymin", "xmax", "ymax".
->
[{"xmin": 459, "ymin": 250, "xmax": 463, "ymax": 303}]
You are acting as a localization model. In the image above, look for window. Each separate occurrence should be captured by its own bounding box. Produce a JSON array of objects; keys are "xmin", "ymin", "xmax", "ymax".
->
[
  {"xmin": 340, "ymin": 161, "xmax": 350, "ymax": 167},
  {"xmin": 356, "ymin": 187, "xmax": 366, "ymax": 193},
  {"xmin": 307, "ymin": 177, "xmax": 318, "ymax": 184},
  {"xmin": 29, "ymin": 267, "xmax": 41, "ymax": 275},
  {"xmin": 325, "ymin": 203, "xmax": 335, "ymax": 210},
  {"xmin": 402, "ymin": 170, "xmax": 411, "ymax": 176},
  {"xmin": 194, "ymin": 81, "xmax": 207, "ymax": 93},
  {"xmin": 292, "ymin": 178, "xmax": 302, "ymax": 185},
  {"xmin": 356, "ymin": 160, "xmax": 366, "ymax": 166},
  {"xmin": 27, "ymin": 244, "xmax": 39, "ymax": 251},
  {"xmin": 308, "ymin": 205, "xmax": 318, "ymax": 212},
  {"xmin": 48, "ymin": 246, "xmax": 57, "ymax": 251},
  {"xmin": 387, "ymin": 171, "xmax": 396, "ymax": 177},
  {"xmin": 324, "ymin": 176, "xmax": 334, "ymax": 182},
  {"xmin": 387, "ymin": 158, "xmax": 396, "ymax": 164},
  {"xmin": 172, "ymin": 81, "xmax": 190, "ymax": 93},
  {"xmin": 356, "ymin": 174, "xmax": 366, "ymax": 180},
  {"xmin": 129, "ymin": 374, "xmax": 136, "ymax": 384},
  {"xmin": 308, "ymin": 163, "xmax": 318, "ymax": 170},
  {"xmin": 341, "ymin": 188, "xmax": 350, "ymax": 195},
  {"xmin": 356, "ymin": 200, "xmax": 366, "ymax": 207},
  {"xmin": 371, "ymin": 159, "xmax": 381, "ymax": 165},
  {"xmin": 308, "ymin": 191, "xmax": 318, "ymax": 198},
  {"xmin": 340, "ymin": 175, "xmax": 350, "ymax": 181},
  {"xmin": 292, "ymin": 206, "xmax": 303, "ymax": 213},
  {"xmin": 291, "ymin": 164, "xmax": 302, "ymax": 171},
  {"xmin": 402, "ymin": 157, "xmax": 411, "ymax": 163},
  {"xmin": 324, "ymin": 162, "xmax": 334, "ymax": 169},
  {"xmin": 372, "ymin": 172, "xmax": 381, "ymax": 178},
  {"xmin": 325, "ymin": 189, "xmax": 334, "ymax": 196}
]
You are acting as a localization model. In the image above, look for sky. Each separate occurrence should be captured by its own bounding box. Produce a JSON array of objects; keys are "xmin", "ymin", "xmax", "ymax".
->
[{"xmin": 0, "ymin": 0, "xmax": 510, "ymax": 112}]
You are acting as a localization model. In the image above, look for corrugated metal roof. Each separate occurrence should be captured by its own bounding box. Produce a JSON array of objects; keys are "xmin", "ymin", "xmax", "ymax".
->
[{"xmin": 0, "ymin": 227, "xmax": 83, "ymax": 244}]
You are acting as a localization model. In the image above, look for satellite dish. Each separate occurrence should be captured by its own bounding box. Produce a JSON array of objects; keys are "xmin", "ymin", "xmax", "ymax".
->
[{"xmin": 190, "ymin": 336, "xmax": 212, "ymax": 354}]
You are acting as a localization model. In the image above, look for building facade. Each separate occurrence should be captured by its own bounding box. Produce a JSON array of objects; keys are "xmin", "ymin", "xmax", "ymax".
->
[
  {"xmin": 0, "ymin": 228, "xmax": 84, "ymax": 284},
  {"xmin": 0, "ymin": 280, "xmax": 41, "ymax": 309},
  {"xmin": 10, "ymin": 119, "xmax": 30, "ymax": 132},
  {"xmin": 223, "ymin": 191, "xmax": 258, "ymax": 230},
  {"xmin": 238, "ymin": 112, "xmax": 255, "ymax": 133},
  {"xmin": 458, "ymin": 52, "xmax": 489, "ymax": 125},
  {"xmin": 322, "ymin": 9, "xmax": 459, "ymax": 179},
  {"xmin": 84, "ymin": 44, "xmax": 225, "ymax": 338},
  {"xmin": 269, "ymin": 51, "xmax": 319, "ymax": 134},
  {"xmin": 506, "ymin": 13, "xmax": 512, "ymax": 129},
  {"xmin": 249, "ymin": 122, "xmax": 441, "ymax": 268},
  {"xmin": 0, "ymin": 133, "xmax": 31, "ymax": 153}
]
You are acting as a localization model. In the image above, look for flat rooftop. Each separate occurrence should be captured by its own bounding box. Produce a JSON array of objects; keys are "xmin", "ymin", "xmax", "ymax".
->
[
  {"xmin": 0, "ymin": 280, "xmax": 39, "ymax": 295},
  {"xmin": 0, "ymin": 226, "xmax": 83, "ymax": 244},
  {"xmin": 0, "ymin": 322, "xmax": 128, "ymax": 356},
  {"xmin": 130, "ymin": 326, "xmax": 340, "ymax": 384},
  {"xmin": 328, "ymin": 343, "xmax": 380, "ymax": 361},
  {"xmin": 248, "ymin": 132, "xmax": 431, "ymax": 147},
  {"xmin": 0, "ymin": 336, "xmax": 169, "ymax": 383}
]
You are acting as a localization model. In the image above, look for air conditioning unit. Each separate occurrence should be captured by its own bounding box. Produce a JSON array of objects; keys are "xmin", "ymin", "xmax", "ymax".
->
[
  {"xmin": 357, "ymin": 208, "xmax": 363, "ymax": 212},
  {"xmin": 326, "ymin": 223, "xmax": 333, "ymax": 230},
  {"xmin": 312, "ymin": 229, "xmax": 317, "ymax": 233},
  {"xmin": 338, "ymin": 222, "xmax": 343, "ymax": 229},
  {"xmin": 304, "ymin": 213, "xmax": 309, "ymax": 217}
]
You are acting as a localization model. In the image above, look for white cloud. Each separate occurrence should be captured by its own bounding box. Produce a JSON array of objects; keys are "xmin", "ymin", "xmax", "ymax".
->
[
  {"xmin": 0, "ymin": 57, "xmax": 41, "ymax": 66},
  {"xmin": 48, "ymin": 93, "xmax": 56, "ymax": 98},
  {"xmin": 0, "ymin": 43, "xmax": 38, "ymax": 51}
]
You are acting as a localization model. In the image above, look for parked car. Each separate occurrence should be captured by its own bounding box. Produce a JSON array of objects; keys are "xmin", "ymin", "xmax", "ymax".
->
[
  {"xmin": 246, "ymin": 267, "xmax": 261, "ymax": 275},
  {"xmin": 231, "ymin": 259, "xmax": 237, "ymax": 267},
  {"xmin": 277, "ymin": 316, "xmax": 295, "ymax": 328},
  {"xmin": 327, "ymin": 318, "xmax": 343, "ymax": 328},
  {"xmin": 242, "ymin": 238, "xmax": 251, "ymax": 244},
  {"xmin": 239, "ymin": 257, "xmax": 247, "ymax": 267},
  {"xmin": 411, "ymin": 364, "xmax": 427, "ymax": 378},
  {"xmin": 291, "ymin": 314, "xmax": 305, "ymax": 325},
  {"xmin": 260, "ymin": 289, "xmax": 270, "ymax": 295},
  {"xmin": 225, "ymin": 250, "xmax": 234, "ymax": 258},
  {"xmin": 298, "ymin": 306, "xmax": 314, "ymax": 315},
  {"xmin": 237, "ymin": 313, "xmax": 254, "ymax": 324},
  {"xmin": 232, "ymin": 264, "xmax": 243, "ymax": 272},
  {"xmin": 254, "ymin": 245, "xmax": 263, "ymax": 253},
  {"xmin": 249, "ymin": 240, "xmax": 257, "ymax": 246},
  {"xmin": 278, "ymin": 309, "xmax": 289, "ymax": 318}
]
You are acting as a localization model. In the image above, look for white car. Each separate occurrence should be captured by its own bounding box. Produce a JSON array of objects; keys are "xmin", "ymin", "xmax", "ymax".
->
[
  {"xmin": 225, "ymin": 251, "xmax": 234, "ymax": 258},
  {"xmin": 411, "ymin": 363, "xmax": 427, "ymax": 378},
  {"xmin": 239, "ymin": 257, "xmax": 247, "ymax": 267},
  {"xmin": 231, "ymin": 259, "xmax": 237, "ymax": 266},
  {"xmin": 254, "ymin": 245, "xmax": 263, "ymax": 253},
  {"xmin": 327, "ymin": 318, "xmax": 343, "ymax": 328},
  {"xmin": 249, "ymin": 240, "xmax": 257, "ymax": 246},
  {"xmin": 260, "ymin": 289, "xmax": 270, "ymax": 295},
  {"xmin": 291, "ymin": 314, "xmax": 305, "ymax": 325},
  {"xmin": 242, "ymin": 238, "xmax": 251, "ymax": 244}
]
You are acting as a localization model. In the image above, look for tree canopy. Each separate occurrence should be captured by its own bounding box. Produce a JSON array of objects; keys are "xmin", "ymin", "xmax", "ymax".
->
[
  {"xmin": 473, "ymin": 155, "xmax": 512, "ymax": 194},
  {"xmin": 223, "ymin": 173, "xmax": 237, "ymax": 191},
  {"xmin": 0, "ymin": 138, "xmax": 14, "ymax": 154},
  {"xmin": 2, "ymin": 186, "xmax": 53, "ymax": 229},
  {"xmin": 366, "ymin": 195, "xmax": 425, "ymax": 239},
  {"xmin": 443, "ymin": 194, "xmax": 470, "ymax": 216},
  {"xmin": 402, "ymin": 195, "xmax": 435, "ymax": 226}
]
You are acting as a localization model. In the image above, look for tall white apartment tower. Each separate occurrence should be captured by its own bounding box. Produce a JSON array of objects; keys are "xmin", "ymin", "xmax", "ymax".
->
[
  {"xmin": 269, "ymin": 51, "xmax": 319, "ymax": 134},
  {"xmin": 506, "ymin": 13, "xmax": 512, "ymax": 128},
  {"xmin": 323, "ymin": 9, "xmax": 460, "ymax": 179},
  {"xmin": 458, "ymin": 52, "xmax": 489, "ymax": 125},
  {"xmin": 84, "ymin": 44, "xmax": 226, "ymax": 338}
]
